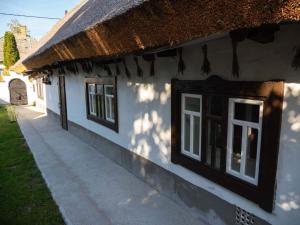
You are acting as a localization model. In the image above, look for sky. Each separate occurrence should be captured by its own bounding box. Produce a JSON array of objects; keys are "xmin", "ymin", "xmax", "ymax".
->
[{"xmin": 0, "ymin": 0, "xmax": 80, "ymax": 40}]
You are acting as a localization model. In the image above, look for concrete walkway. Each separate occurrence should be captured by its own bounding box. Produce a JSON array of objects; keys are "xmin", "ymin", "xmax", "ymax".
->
[{"xmin": 15, "ymin": 106, "xmax": 206, "ymax": 225}]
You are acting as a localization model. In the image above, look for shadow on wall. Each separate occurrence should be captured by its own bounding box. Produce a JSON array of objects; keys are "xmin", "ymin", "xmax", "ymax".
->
[
  {"xmin": 127, "ymin": 80, "xmax": 171, "ymax": 165},
  {"xmin": 277, "ymin": 84, "xmax": 300, "ymax": 214}
]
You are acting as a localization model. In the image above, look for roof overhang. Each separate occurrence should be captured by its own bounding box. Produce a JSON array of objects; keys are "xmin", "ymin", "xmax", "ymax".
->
[{"xmin": 15, "ymin": 0, "xmax": 300, "ymax": 72}]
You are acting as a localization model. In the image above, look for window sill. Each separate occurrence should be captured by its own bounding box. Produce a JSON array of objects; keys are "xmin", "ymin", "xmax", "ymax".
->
[{"xmin": 87, "ymin": 114, "xmax": 118, "ymax": 132}]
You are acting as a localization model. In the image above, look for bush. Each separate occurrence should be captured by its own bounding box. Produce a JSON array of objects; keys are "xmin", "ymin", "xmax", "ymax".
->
[{"xmin": 3, "ymin": 32, "xmax": 20, "ymax": 69}]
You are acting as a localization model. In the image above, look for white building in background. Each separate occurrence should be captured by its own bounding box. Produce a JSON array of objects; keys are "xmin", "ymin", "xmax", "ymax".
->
[
  {"xmin": 0, "ymin": 71, "xmax": 36, "ymax": 106},
  {"xmin": 0, "ymin": 21, "xmax": 40, "ymax": 106}
]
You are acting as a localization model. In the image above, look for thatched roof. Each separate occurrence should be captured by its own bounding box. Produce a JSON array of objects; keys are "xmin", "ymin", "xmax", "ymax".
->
[{"xmin": 15, "ymin": 0, "xmax": 300, "ymax": 72}]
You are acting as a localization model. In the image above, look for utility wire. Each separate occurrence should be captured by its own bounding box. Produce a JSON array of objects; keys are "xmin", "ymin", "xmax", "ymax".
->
[{"xmin": 0, "ymin": 12, "xmax": 60, "ymax": 20}]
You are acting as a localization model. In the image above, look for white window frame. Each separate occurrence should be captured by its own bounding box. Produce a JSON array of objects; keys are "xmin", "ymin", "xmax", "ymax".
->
[
  {"xmin": 181, "ymin": 93, "xmax": 202, "ymax": 161},
  {"xmin": 226, "ymin": 98, "xmax": 263, "ymax": 185},
  {"xmin": 88, "ymin": 84, "xmax": 97, "ymax": 116},
  {"xmin": 104, "ymin": 85, "xmax": 115, "ymax": 123}
]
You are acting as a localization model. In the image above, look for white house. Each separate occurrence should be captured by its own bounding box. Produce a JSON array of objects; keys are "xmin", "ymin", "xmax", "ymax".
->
[
  {"xmin": 0, "ymin": 70, "xmax": 36, "ymax": 106},
  {"xmin": 13, "ymin": 1, "xmax": 300, "ymax": 225}
]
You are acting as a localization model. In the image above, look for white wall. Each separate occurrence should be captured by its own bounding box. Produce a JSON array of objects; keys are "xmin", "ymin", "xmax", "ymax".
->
[
  {"xmin": 45, "ymin": 75, "xmax": 59, "ymax": 114},
  {"xmin": 0, "ymin": 71, "xmax": 35, "ymax": 105},
  {"xmin": 45, "ymin": 23, "xmax": 300, "ymax": 225}
]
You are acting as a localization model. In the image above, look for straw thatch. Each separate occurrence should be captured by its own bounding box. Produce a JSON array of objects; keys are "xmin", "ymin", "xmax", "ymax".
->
[{"xmin": 15, "ymin": 0, "xmax": 300, "ymax": 72}]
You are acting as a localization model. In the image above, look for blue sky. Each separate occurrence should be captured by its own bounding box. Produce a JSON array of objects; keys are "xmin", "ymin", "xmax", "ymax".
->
[{"xmin": 0, "ymin": 0, "xmax": 80, "ymax": 39}]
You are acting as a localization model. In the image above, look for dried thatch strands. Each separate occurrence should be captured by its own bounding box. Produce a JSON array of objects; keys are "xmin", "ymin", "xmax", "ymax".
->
[
  {"xmin": 229, "ymin": 29, "xmax": 247, "ymax": 78},
  {"xmin": 157, "ymin": 49, "xmax": 177, "ymax": 58},
  {"xmin": 178, "ymin": 48, "xmax": 185, "ymax": 75},
  {"xmin": 45, "ymin": 68, "xmax": 53, "ymax": 76},
  {"xmin": 57, "ymin": 63, "xmax": 66, "ymax": 75},
  {"xmin": 201, "ymin": 44, "xmax": 210, "ymax": 75},
  {"xmin": 122, "ymin": 58, "xmax": 131, "ymax": 78},
  {"xmin": 247, "ymin": 24, "xmax": 280, "ymax": 44},
  {"xmin": 65, "ymin": 61, "xmax": 79, "ymax": 74},
  {"xmin": 150, "ymin": 58, "xmax": 155, "ymax": 76},
  {"xmin": 42, "ymin": 75, "xmax": 52, "ymax": 85},
  {"xmin": 17, "ymin": 0, "xmax": 300, "ymax": 72},
  {"xmin": 292, "ymin": 46, "xmax": 300, "ymax": 70},
  {"xmin": 134, "ymin": 56, "xmax": 143, "ymax": 77},
  {"xmin": 41, "ymin": 65, "xmax": 54, "ymax": 76},
  {"xmin": 231, "ymin": 40, "xmax": 239, "ymax": 78},
  {"xmin": 79, "ymin": 59, "xmax": 93, "ymax": 73},
  {"xmin": 143, "ymin": 54, "xmax": 156, "ymax": 76},
  {"xmin": 103, "ymin": 64, "xmax": 112, "ymax": 76},
  {"xmin": 115, "ymin": 61, "xmax": 121, "ymax": 75}
]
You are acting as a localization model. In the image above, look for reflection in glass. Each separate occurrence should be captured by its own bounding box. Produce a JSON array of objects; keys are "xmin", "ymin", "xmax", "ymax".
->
[
  {"xmin": 184, "ymin": 114, "xmax": 190, "ymax": 151},
  {"xmin": 245, "ymin": 128, "xmax": 258, "ymax": 178},
  {"xmin": 193, "ymin": 116, "xmax": 200, "ymax": 155},
  {"xmin": 185, "ymin": 97, "xmax": 200, "ymax": 112},
  {"xmin": 232, "ymin": 125, "xmax": 242, "ymax": 172},
  {"xmin": 234, "ymin": 103, "xmax": 259, "ymax": 123}
]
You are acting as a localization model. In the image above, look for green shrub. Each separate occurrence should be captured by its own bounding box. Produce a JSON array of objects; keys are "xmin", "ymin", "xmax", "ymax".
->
[{"xmin": 3, "ymin": 32, "xmax": 20, "ymax": 69}]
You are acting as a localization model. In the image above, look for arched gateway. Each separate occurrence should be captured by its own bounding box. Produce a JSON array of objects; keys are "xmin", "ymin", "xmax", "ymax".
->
[{"xmin": 9, "ymin": 79, "xmax": 28, "ymax": 105}]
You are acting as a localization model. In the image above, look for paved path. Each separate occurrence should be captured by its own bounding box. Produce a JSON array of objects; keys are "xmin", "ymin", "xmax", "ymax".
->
[{"xmin": 16, "ymin": 106, "xmax": 206, "ymax": 225}]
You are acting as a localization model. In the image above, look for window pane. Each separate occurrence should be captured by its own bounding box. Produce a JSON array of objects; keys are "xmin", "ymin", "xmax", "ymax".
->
[
  {"xmin": 89, "ymin": 95, "xmax": 92, "ymax": 109},
  {"xmin": 184, "ymin": 114, "xmax": 191, "ymax": 151},
  {"xmin": 105, "ymin": 86, "xmax": 114, "ymax": 95},
  {"xmin": 206, "ymin": 120, "xmax": 222, "ymax": 169},
  {"xmin": 245, "ymin": 128, "xmax": 258, "ymax": 178},
  {"xmin": 89, "ymin": 95, "xmax": 93, "ymax": 113},
  {"xmin": 234, "ymin": 103, "xmax": 259, "ymax": 123},
  {"xmin": 96, "ymin": 95, "xmax": 104, "ymax": 118},
  {"xmin": 111, "ymin": 96, "xmax": 115, "ymax": 120},
  {"xmin": 106, "ymin": 96, "xmax": 111, "ymax": 119},
  {"xmin": 185, "ymin": 96, "xmax": 200, "ymax": 112},
  {"xmin": 193, "ymin": 116, "xmax": 200, "ymax": 156},
  {"xmin": 88, "ymin": 84, "xmax": 95, "ymax": 93},
  {"xmin": 96, "ymin": 85, "xmax": 103, "ymax": 95},
  {"xmin": 232, "ymin": 125, "xmax": 242, "ymax": 172},
  {"xmin": 92, "ymin": 95, "xmax": 97, "ymax": 114},
  {"xmin": 208, "ymin": 96, "xmax": 223, "ymax": 116}
]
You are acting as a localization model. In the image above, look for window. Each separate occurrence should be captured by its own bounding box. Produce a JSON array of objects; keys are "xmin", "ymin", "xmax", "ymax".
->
[
  {"xmin": 88, "ymin": 84, "xmax": 97, "ymax": 116},
  {"xmin": 227, "ymin": 99, "xmax": 263, "ymax": 185},
  {"xmin": 36, "ymin": 78, "xmax": 44, "ymax": 99},
  {"xmin": 171, "ymin": 76, "xmax": 284, "ymax": 212},
  {"xmin": 85, "ymin": 77, "xmax": 118, "ymax": 132},
  {"xmin": 104, "ymin": 85, "xmax": 115, "ymax": 122},
  {"xmin": 181, "ymin": 94, "xmax": 202, "ymax": 160}
]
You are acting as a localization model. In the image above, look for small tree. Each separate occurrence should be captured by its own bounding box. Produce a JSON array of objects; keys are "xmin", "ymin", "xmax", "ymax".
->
[{"xmin": 3, "ymin": 32, "xmax": 20, "ymax": 68}]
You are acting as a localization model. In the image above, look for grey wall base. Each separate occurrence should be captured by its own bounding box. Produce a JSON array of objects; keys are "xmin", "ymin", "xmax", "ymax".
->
[{"xmin": 47, "ymin": 108, "xmax": 270, "ymax": 225}]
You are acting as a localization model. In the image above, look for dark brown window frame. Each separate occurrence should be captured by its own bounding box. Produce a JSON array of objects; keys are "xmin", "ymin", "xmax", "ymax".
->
[
  {"xmin": 85, "ymin": 77, "xmax": 118, "ymax": 132},
  {"xmin": 171, "ymin": 76, "xmax": 284, "ymax": 212}
]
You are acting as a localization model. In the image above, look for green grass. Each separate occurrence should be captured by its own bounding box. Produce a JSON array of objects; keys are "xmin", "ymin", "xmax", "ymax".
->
[{"xmin": 0, "ymin": 106, "xmax": 65, "ymax": 225}]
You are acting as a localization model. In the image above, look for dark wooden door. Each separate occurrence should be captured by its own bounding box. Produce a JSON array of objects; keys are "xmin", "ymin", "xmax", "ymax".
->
[{"xmin": 58, "ymin": 76, "xmax": 68, "ymax": 130}]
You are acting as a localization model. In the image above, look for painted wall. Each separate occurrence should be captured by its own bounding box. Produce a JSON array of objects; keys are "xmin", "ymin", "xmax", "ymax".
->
[
  {"xmin": 45, "ymin": 75, "xmax": 59, "ymax": 114},
  {"xmin": 45, "ymin": 23, "xmax": 300, "ymax": 225},
  {"xmin": 0, "ymin": 71, "xmax": 35, "ymax": 105}
]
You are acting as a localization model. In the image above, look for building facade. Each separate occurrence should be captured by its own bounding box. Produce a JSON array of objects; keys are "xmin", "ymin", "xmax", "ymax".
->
[
  {"xmin": 13, "ymin": 1, "xmax": 300, "ymax": 224},
  {"xmin": 33, "ymin": 23, "xmax": 300, "ymax": 225}
]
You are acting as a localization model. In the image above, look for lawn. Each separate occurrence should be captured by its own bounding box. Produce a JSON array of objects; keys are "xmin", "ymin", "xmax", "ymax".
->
[{"xmin": 0, "ymin": 106, "xmax": 65, "ymax": 225}]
